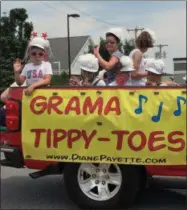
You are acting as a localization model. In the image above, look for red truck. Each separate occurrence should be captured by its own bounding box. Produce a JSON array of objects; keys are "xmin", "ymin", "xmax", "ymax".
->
[{"xmin": 0, "ymin": 87, "xmax": 186, "ymax": 209}]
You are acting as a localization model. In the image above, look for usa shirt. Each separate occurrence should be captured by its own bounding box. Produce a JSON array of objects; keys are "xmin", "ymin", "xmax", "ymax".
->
[{"xmin": 21, "ymin": 61, "xmax": 53, "ymax": 86}]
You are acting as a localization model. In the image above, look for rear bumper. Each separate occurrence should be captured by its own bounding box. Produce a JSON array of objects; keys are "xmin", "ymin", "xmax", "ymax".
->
[
  {"xmin": 0, "ymin": 143, "xmax": 24, "ymax": 168},
  {"xmin": 152, "ymin": 175, "xmax": 186, "ymax": 189},
  {"xmin": 146, "ymin": 165, "xmax": 186, "ymax": 177}
]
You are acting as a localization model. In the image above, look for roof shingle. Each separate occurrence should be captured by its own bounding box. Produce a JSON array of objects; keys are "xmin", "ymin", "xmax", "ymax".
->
[{"xmin": 48, "ymin": 36, "xmax": 90, "ymax": 70}]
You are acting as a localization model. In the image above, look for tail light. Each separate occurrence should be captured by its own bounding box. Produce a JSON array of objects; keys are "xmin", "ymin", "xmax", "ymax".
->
[{"xmin": 5, "ymin": 100, "xmax": 20, "ymax": 131}]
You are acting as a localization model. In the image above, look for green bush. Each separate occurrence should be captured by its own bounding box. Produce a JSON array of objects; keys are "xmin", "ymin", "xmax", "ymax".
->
[{"xmin": 51, "ymin": 72, "xmax": 69, "ymax": 86}]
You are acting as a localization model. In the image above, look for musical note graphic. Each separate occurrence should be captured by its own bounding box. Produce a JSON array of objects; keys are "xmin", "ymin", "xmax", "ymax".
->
[
  {"xmin": 173, "ymin": 96, "xmax": 187, "ymax": 117},
  {"xmin": 134, "ymin": 95, "xmax": 148, "ymax": 114},
  {"xmin": 152, "ymin": 102, "xmax": 163, "ymax": 123}
]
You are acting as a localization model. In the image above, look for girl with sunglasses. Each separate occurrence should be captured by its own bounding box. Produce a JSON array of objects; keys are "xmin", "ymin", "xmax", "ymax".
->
[
  {"xmin": 0, "ymin": 33, "xmax": 53, "ymax": 128},
  {"xmin": 94, "ymin": 28, "xmax": 124, "ymax": 85},
  {"xmin": 14, "ymin": 32, "xmax": 53, "ymax": 96}
]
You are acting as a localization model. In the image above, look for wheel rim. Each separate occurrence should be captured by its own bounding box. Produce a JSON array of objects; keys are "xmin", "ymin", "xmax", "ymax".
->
[{"xmin": 77, "ymin": 163, "xmax": 122, "ymax": 201}]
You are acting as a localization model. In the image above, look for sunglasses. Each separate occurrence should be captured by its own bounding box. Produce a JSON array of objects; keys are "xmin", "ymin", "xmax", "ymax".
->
[
  {"xmin": 31, "ymin": 52, "xmax": 44, "ymax": 57},
  {"xmin": 105, "ymin": 40, "xmax": 116, "ymax": 45}
]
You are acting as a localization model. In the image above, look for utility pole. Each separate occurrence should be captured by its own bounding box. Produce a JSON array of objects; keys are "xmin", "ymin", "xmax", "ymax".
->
[
  {"xmin": 127, "ymin": 26, "xmax": 144, "ymax": 39},
  {"xmin": 154, "ymin": 44, "xmax": 168, "ymax": 59}
]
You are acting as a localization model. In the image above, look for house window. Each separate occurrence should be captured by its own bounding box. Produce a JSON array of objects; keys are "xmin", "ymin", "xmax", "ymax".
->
[{"xmin": 174, "ymin": 63, "xmax": 186, "ymax": 71}]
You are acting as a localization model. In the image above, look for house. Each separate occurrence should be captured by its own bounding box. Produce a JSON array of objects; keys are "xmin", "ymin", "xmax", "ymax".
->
[
  {"xmin": 48, "ymin": 36, "xmax": 94, "ymax": 75},
  {"xmin": 173, "ymin": 57, "xmax": 186, "ymax": 84}
]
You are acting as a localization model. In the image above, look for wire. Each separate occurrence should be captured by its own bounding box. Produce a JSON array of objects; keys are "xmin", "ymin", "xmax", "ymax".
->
[
  {"xmin": 39, "ymin": 0, "xmax": 130, "ymax": 42},
  {"xmin": 39, "ymin": 1, "xmax": 91, "ymax": 26},
  {"xmin": 39, "ymin": 1, "xmax": 108, "ymax": 28},
  {"xmin": 59, "ymin": 1, "xmax": 124, "ymax": 27},
  {"xmin": 40, "ymin": 1, "xmax": 124, "ymax": 29}
]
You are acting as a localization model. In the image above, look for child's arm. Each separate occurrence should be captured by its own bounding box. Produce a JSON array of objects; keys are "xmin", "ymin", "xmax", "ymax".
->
[
  {"xmin": 0, "ymin": 88, "xmax": 10, "ymax": 103},
  {"xmin": 14, "ymin": 59, "xmax": 26, "ymax": 85},
  {"xmin": 30, "ymin": 74, "xmax": 52, "ymax": 89},
  {"xmin": 162, "ymin": 80, "xmax": 179, "ymax": 86},
  {"xmin": 24, "ymin": 75, "xmax": 52, "ymax": 96},
  {"xmin": 33, "ymin": 62, "xmax": 53, "ymax": 88},
  {"xmin": 94, "ymin": 46, "xmax": 119, "ymax": 71}
]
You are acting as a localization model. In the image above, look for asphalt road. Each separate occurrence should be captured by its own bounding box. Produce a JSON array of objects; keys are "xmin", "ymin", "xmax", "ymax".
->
[{"xmin": 1, "ymin": 165, "xmax": 186, "ymax": 210}]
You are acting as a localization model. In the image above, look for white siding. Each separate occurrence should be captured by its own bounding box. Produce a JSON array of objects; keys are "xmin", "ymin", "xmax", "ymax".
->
[{"xmin": 71, "ymin": 38, "xmax": 94, "ymax": 75}]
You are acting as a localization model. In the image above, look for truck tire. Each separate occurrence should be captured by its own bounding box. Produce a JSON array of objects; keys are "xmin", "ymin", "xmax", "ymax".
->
[{"xmin": 64, "ymin": 163, "xmax": 140, "ymax": 209}]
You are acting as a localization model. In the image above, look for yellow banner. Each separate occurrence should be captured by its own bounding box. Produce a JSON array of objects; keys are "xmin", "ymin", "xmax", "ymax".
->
[{"xmin": 22, "ymin": 88, "xmax": 186, "ymax": 165}]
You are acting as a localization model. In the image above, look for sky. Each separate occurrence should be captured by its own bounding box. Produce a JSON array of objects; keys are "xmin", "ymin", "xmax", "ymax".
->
[{"xmin": 1, "ymin": 1, "xmax": 186, "ymax": 74}]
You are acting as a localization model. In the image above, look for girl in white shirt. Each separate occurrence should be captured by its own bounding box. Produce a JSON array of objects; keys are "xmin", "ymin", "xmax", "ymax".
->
[
  {"xmin": 69, "ymin": 54, "xmax": 106, "ymax": 87},
  {"xmin": 14, "ymin": 33, "xmax": 53, "ymax": 96},
  {"xmin": 129, "ymin": 29, "xmax": 156, "ymax": 86}
]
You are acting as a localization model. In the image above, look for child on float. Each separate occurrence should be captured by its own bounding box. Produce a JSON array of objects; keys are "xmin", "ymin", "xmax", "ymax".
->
[
  {"xmin": 129, "ymin": 29, "xmax": 156, "ymax": 86},
  {"xmin": 14, "ymin": 32, "xmax": 53, "ymax": 96},
  {"xmin": 69, "ymin": 54, "xmax": 106, "ymax": 87},
  {"xmin": 145, "ymin": 59, "xmax": 178, "ymax": 86},
  {"xmin": 108, "ymin": 56, "xmax": 135, "ymax": 86},
  {"xmin": 0, "ymin": 32, "xmax": 53, "ymax": 128}
]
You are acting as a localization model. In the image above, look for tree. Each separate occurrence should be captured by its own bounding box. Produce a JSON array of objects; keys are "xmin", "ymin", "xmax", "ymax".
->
[
  {"xmin": 0, "ymin": 8, "xmax": 33, "ymax": 91},
  {"xmin": 122, "ymin": 38, "xmax": 135, "ymax": 55},
  {"xmin": 52, "ymin": 72, "xmax": 69, "ymax": 86}
]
